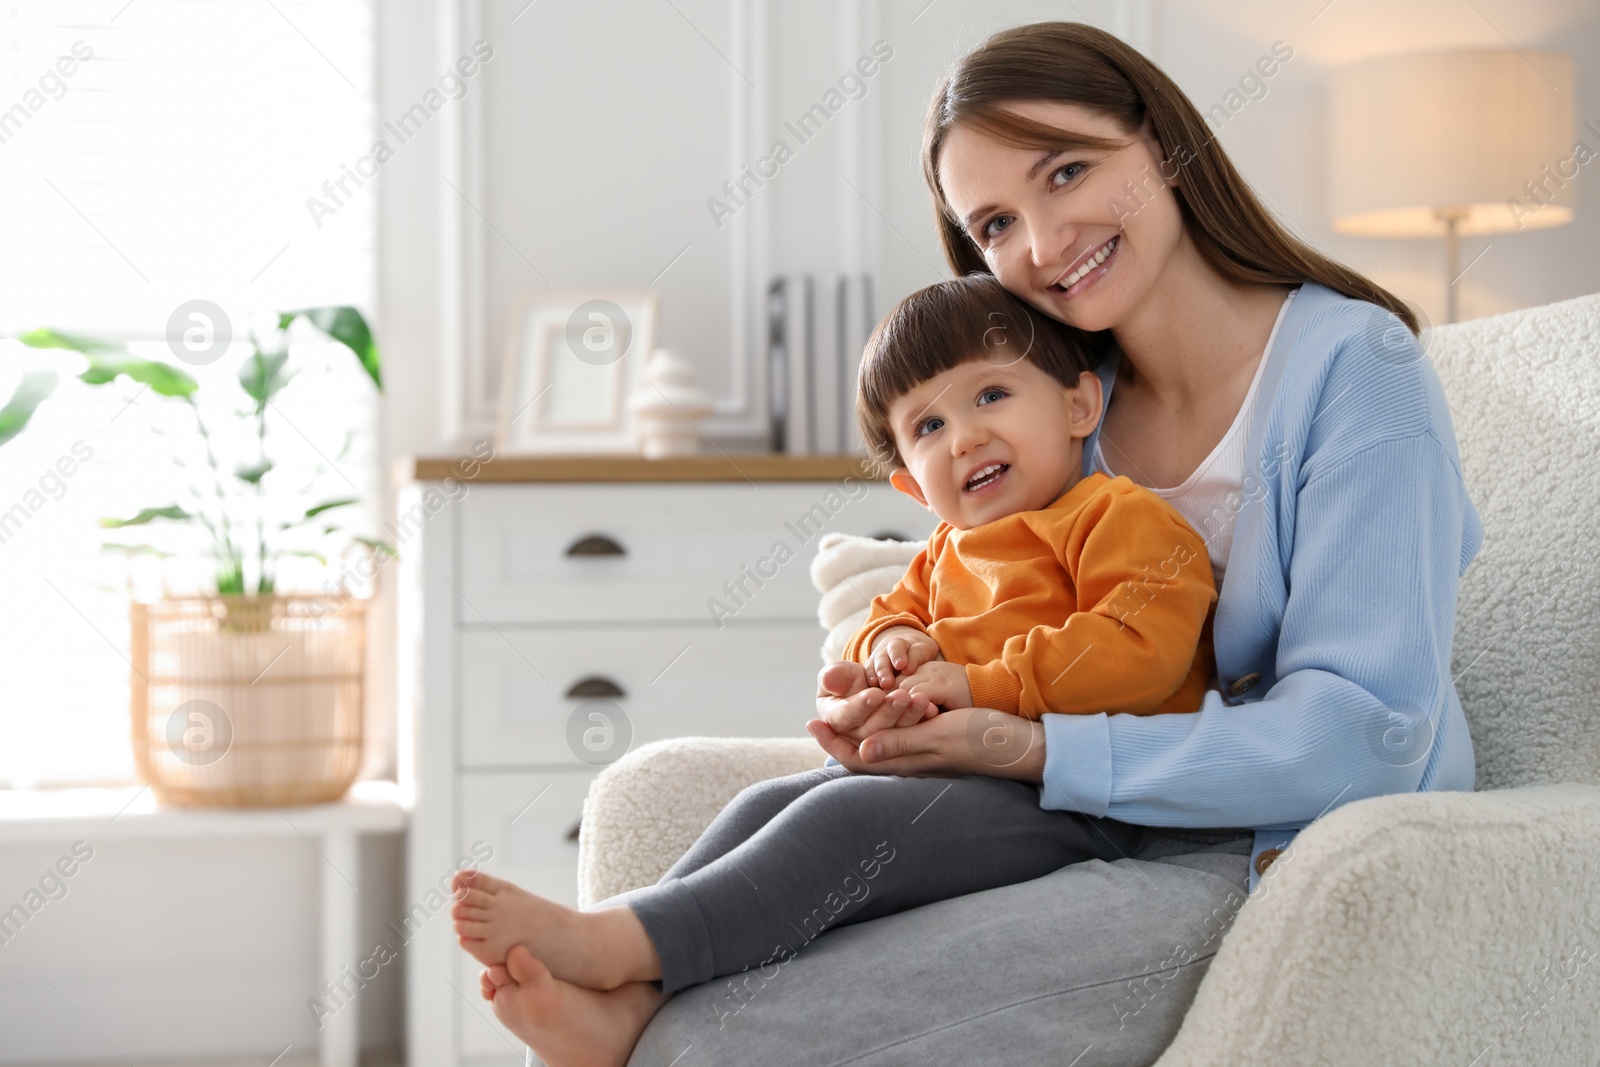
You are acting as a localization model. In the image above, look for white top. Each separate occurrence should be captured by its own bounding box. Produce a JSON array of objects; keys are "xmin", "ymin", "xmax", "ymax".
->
[{"xmin": 1091, "ymin": 287, "xmax": 1298, "ymax": 590}]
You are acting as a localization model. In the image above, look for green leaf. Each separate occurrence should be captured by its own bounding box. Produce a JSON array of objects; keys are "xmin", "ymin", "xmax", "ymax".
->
[
  {"xmin": 216, "ymin": 561, "xmax": 246, "ymax": 595},
  {"xmin": 79, "ymin": 353, "xmax": 198, "ymax": 398},
  {"xmin": 238, "ymin": 349, "xmax": 293, "ymax": 407},
  {"xmin": 100, "ymin": 505, "xmax": 192, "ymax": 528},
  {"xmin": 283, "ymin": 306, "xmax": 382, "ymax": 390},
  {"xmin": 353, "ymin": 536, "xmax": 398, "ymax": 560},
  {"xmin": 303, "ymin": 497, "xmax": 358, "ymax": 520},
  {"xmin": 0, "ymin": 370, "xmax": 59, "ymax": 447},
  {"xmin": 235, "ymin": 460, "xmax": 273, "ymax": 485},
  {"xmin": 276, "ymin": 548, "xmax": 329, "ymax": 565},
  {"xmin": 16, "ymin": 327, "xmax": 120, "ymax": 354}
]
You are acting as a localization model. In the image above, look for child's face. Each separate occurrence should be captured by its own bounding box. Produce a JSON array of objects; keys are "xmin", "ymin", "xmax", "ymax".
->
[{"xmin": 885, "ymin": 356, "xmax": 1102, "ymax": 530}]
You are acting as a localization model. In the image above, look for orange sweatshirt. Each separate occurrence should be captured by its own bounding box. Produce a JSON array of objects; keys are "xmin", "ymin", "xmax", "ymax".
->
[{"xmin": 843, "ymin": 472, "xmax": 1217, "ymax": 719}]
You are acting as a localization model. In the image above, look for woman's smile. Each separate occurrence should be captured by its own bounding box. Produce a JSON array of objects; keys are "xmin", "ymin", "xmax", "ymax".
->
[{"xmin": 1050, "ymin": 234, "xmax": 1120, "ymax": 299}]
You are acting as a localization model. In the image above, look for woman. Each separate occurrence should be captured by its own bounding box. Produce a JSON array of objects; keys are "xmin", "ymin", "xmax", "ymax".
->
[{"xmin": 476, "ymin": 21, "xmax": 1481, "ymax": 1066}]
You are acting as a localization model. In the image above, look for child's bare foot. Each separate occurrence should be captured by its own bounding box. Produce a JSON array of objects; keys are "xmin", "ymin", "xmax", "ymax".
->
[
  {"xmin": 817, "ymin": 661, "xmax": 935, "ymax": 743},
  {"xmin": 451, "ymin": 869, "xmax": 659, "ymax": 990},
  {"xmin": 481, "ymin": 945, "xmax": 664, "ymax": 1067}
]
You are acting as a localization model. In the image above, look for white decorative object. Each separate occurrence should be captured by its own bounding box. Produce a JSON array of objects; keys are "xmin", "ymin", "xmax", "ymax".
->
[
  {"xmin": 627, "ymin": 347, "xmax": 713, "ymax": 458},
  {"xmin": 496, "ymin": 289, "xmax": 659, "ymax": 454}
]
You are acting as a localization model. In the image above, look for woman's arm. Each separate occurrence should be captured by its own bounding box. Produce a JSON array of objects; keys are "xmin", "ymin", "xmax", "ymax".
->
[
  {"xmin": 812, "ymin": 428, "xmax": 1477, "ymax": 820},
  {"xmin": 1038, "ymin": 426, "xmax": 1480, "ymax": 828}
]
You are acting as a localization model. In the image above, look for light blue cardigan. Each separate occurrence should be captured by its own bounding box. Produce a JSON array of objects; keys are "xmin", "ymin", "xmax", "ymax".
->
[{"xmin": 1041, "ymin": 281, "xmax": 1484, "ymax": 892}]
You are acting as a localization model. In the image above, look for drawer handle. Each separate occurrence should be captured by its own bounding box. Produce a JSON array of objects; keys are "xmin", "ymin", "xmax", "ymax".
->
[
  {"xmin": 565, "ymin": 533, "xmax": 626, "ymax": 557},
  {"xmin": 870, "ymin": 529, "xmax": 914, "ymax": 542},
  {"xmin": 565, "ymin": 676, "xmax": 626, "ymax": 699},
  {"xmin": 565, "ymin": 818, "xmax": 581, "ymax": 843}
]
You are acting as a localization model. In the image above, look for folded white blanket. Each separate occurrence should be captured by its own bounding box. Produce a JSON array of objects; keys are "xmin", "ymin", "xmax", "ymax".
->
[{"xmin": 807, "ymin": 531, "xmax": 922, "ymax": 663}]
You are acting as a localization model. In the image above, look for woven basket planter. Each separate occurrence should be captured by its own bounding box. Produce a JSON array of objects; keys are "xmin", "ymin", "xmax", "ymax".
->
[{"xmin": 129, "ymin": 594, "xmax": 367, "ymax": 807}]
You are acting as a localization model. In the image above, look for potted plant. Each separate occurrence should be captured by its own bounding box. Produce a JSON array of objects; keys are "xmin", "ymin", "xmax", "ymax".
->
[{"xmin": 15, "ymin": 310, "xmax": 392, "ymax": 806}]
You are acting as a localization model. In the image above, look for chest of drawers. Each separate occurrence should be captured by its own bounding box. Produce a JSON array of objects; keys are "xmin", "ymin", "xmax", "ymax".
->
[{"xmin": 396, "ymin": 455, "xmax": 933, "ymax": 1065}]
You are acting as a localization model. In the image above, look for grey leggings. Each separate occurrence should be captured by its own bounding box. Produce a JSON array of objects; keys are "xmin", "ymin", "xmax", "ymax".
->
[{"xmin": 629, "ymin": 765, "xmax": 1163, "ymax": 994}]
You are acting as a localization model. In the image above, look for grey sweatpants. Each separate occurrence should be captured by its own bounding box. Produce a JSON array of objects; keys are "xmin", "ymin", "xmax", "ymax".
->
[
  {"xmin": 628, "ymin": 765, "xmax": 1160, "ymax": 995},
  {"xmin": 603, "ymin": 768, "xmax": 1255, "ymax": 1067}
]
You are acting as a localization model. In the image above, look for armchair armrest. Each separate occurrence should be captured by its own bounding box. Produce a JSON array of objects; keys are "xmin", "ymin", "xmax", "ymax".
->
[
  {"xmin": 1155, "ymin": 783, "xmax": 1600, "ymax": 1066},
  {"xmin": 576, "ymin": 737, "xmax": 826, "ymax": 907}
]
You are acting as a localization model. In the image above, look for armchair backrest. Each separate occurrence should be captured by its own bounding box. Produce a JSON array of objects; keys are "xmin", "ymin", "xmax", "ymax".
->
[{"xmin": 1427, "ymin": 291, "xmax": 1600, "ymax": 789}]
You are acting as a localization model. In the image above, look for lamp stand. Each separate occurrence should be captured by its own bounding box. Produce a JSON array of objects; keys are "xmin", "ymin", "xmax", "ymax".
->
[{"xmin": 1436, "ymin": 207, "xmax": 1469, "ymax": 325}]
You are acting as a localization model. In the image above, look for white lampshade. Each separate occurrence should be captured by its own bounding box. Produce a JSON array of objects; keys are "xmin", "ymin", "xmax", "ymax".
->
[{"xmin": 1329, "ymin": 49, "xmax": 1575, "ymax": 236}]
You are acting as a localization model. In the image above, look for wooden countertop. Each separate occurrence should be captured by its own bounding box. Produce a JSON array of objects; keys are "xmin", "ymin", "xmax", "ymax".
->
[{"xmin": 396, "ymin": 452, "xmax": 888, "ymax": 485}]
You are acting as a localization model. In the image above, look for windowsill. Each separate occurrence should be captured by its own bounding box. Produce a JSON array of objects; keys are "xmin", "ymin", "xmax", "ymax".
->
[{"xmin": 0, "ymin": 779, "xmax": 408, "ymax": 843}]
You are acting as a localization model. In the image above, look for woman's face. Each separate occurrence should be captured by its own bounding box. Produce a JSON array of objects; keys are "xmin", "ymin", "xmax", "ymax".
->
[{"xmin": 936, "ymin": 101, "xmax": 1186, "ymax": 334}]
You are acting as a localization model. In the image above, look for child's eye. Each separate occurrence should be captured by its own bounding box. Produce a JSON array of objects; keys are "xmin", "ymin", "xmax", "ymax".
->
[
  {"xmin": 915, "ymin": 416, "xmax": 944, "ymax": 437},
  {"xmin": 977, "ymin": 388, "xmax": 1007, "ymax": 405}
]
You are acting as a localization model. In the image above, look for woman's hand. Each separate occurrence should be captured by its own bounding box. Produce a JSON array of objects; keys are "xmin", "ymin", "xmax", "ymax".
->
[
  {"xmin": 817, "ymin": 661, "xmax": 938, "ymax": 744},
  {"xmin": 806, "ymin": 705, "xmax": 1046, "ymax": 783}
]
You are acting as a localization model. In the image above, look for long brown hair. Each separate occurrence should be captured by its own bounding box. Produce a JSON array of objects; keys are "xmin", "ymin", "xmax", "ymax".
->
[{"xmin": 921, "ymin": 22, "xmax": 1419, "ymax": 334}]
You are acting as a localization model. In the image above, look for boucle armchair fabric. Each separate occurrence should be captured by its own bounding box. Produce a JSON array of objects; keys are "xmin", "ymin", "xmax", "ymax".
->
[
  {"xmin": 577, "ymin": 738, "xmax": 826, "ymax": 908},
  {"xmin": 1430, "ymin": 292, "xmax": 1600, "ymax": 791}
]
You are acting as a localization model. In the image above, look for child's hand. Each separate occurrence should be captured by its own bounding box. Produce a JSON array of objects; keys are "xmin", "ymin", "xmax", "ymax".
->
[
  {"xmin": 894, "ymin": 660, "xmax": 973, "ymax": 712},
  {"xmin": 866, "ymin": 626, "xmax": 940, "ymax": 690},
  {"xmin": 817, "ymin": 661, "xmax": 940, "ymax": 744}
]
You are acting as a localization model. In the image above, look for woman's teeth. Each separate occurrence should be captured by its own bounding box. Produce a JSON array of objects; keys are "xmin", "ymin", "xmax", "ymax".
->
[
  {"xmin": 965, "ymin": 463, "xmax": 1007, "ymax": 491},
  {"xmin": 1056, "ymin": 236, "xmax": 1118, "ymax": 290}
]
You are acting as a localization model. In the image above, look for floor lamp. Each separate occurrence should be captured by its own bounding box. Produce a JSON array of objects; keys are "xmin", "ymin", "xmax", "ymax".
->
[{"xmin": 1327, "ymin": 49, "xmax": 1575, "ymax": 324}]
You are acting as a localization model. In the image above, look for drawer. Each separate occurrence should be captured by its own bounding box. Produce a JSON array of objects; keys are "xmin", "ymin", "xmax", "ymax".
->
[
  {"xmin": 460, "ymin": 622, "xmax": 823, "ymax": 767},
  {"xmin": 456, "ymin": 482, "xmax": 932, "ymax": 622},
  {"xmin": 457, "ymin": 769, "xmax": 593, "ymax": 1059}
]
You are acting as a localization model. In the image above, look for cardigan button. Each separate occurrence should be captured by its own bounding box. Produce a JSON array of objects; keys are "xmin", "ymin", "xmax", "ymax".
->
[
  {"xmin": 1254, "ymin": 848, "xmax": 1283, "ymax": 877},
  {"xmin": 1228, "ymin": 672, "xmax": 1261, "ymax": 698}
]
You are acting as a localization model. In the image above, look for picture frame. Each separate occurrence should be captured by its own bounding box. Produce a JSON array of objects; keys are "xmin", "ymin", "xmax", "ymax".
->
[{"xmin": 495, "ymin": 289, "xmax": 659, "ymax": 453}]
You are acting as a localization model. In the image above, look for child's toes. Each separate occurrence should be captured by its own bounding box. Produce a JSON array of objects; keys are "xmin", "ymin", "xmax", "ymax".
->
[
  {"xmin": 450, "ymin": 889, "xmax": 491, "ymax": 919},
  {"xmin": 461, "ymin": 869, "xmax": 512, "ymax": 895},
  {"xmin": 450, "ymin": 901, "xmax": 485, "ymax": 922},
  {"xmin": 454, "ymin": 916, "xmax": 490, "ymax": 941},
  {"xmin": 455, "ymin": 886, "xmax": 493, "ymax": 910}
]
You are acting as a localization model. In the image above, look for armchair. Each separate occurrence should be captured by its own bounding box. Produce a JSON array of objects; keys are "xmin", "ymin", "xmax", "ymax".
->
[{"xmin": 577, "ymin": 292, "xmax": 1600, "ymax": 1066}]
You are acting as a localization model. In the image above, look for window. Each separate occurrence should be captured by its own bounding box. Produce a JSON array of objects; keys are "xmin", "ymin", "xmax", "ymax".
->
[{"xmin": 0, "ymin": 0, "xmax": 377, "ymax": 787}]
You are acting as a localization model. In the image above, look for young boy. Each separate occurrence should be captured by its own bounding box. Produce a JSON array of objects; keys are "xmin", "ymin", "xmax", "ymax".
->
[
  {"xmin": 450, "ymin": 274, "xmax": 1219, "ymax": 1005},
  {"xmin": 833, "ymin": 271, "xmax": 1216, "ymax": 737}
]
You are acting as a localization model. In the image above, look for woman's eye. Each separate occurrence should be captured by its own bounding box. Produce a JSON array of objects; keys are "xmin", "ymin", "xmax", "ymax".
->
[
  {"xmin": 978, "ymin": 388, "xmax": 1007, "ymax": 405},
  {"xmin": 915, "ymin": 416, "xmax": 944, "ymax": 437},
  {"xmin": 1050, "ymin": 162, "xmax": 1085, "ymax": 188},
  {"xmin": 980, "ymin": 215, "xmax": 1012, "ymax": 241},
  {"xmin": 975, "ymin": 164, "xmax": 1084, "ymax": 243}
]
